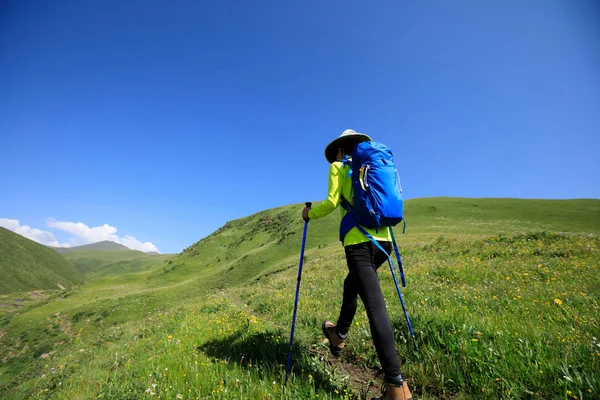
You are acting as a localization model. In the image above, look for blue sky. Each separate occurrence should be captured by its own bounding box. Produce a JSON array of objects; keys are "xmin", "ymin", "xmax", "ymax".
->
[{"xmin": 1, "ymin": 0, "xmax": 599, "ymax": 253}]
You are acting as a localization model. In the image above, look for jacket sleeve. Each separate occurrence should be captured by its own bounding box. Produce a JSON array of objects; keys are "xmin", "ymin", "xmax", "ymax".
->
[{"xmin": 308, "ymin": 162, "xmax": 343, "ymax": 220}]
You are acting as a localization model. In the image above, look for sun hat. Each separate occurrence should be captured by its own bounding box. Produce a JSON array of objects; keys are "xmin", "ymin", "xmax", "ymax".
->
[{"xmin": 324, "ymin": 129, "xmax": 372, "ymax": 163}]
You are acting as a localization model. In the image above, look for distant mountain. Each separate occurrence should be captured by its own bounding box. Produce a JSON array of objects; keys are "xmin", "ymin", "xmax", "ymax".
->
[
  {"xmin": 55, "ymin": 244, "xmax": 172, "ymax": 277},
  {"xmin": 0, "ymin": 227, "xmax": 84, "ymax": 295},
  {"xmin": 51, "ymin": 240, "xmax": 130, "ymax": 255}
]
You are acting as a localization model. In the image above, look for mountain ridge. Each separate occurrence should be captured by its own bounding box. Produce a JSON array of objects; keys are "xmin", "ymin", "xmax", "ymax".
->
[
  {"xmin": 0, "ymin": 227, "xmax": 84, "ymax": 295},
  {"xmin": 50, "ymin": 240, "xmax": 132, "ymax": 254}
]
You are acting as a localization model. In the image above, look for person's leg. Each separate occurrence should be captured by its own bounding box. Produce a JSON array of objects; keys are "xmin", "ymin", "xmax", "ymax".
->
[
  {"xmin": 336, "ymin": 240, "xmax": 395, "ymax": 336},
  {"xmin": 345, "ymin": 241, "xmax": 401, "ymax": 378},
  {"xmin": 373, "ymin": 241, "xmax": 392, "ymax": 271},
  {"xmin": 335, "ymin": 271, "xmax": 358, "ymax": 336},
  {"xmin": 322, "ymin": 257, "xmax": 359, "ymax": 356}
]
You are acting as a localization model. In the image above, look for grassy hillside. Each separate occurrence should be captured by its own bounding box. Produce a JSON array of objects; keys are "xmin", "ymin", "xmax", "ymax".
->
[
  {"xmin": 0, "ymin": 198, "xmax": 599, "ymax": 399},
  {"xmin": 62, "ymin": 248, "xmax": 172, "ymax": 277},
  {"xmin": 140, "ymin": 197, "xmax": 599, "ymax": 294},
  {"xmin": 51, "ymin": 240, "xmax": 130, "ymax": 255},
  {"xmin": 0, "ymin": 227, "xmax": 83, "ymax": 295},
  {"xmin": 404, "ymin": 198, "xmax": 600, "ymax": 239}
]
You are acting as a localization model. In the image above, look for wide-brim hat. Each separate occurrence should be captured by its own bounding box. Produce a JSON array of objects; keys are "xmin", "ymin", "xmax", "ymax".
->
[{"xmin": 324, "ymin": 129, "xmax": 372, "ymax": 163}]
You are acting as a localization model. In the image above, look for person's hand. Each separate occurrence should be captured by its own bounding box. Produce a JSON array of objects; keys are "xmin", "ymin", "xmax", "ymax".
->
[{"xmin": 302, "ymin": 206, "xmax": 311, "ymax": 222}]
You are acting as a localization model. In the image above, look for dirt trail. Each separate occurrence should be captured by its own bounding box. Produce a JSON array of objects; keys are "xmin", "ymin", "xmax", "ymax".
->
[
  {"xmin": 306, "ymin": 347, "xmax": 385, "ymax": 400},
  {"xmin": 51, "ymin": 312, "xmax": 76, "ymax": 338}
]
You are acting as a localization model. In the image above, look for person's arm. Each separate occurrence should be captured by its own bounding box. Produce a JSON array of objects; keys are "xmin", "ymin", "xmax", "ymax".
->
[{"xmin": 307, "ymin": 162, "xmax": 344, "ymax": 220}]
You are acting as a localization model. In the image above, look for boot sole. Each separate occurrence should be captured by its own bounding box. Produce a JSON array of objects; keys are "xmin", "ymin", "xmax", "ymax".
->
[{"xmin": 321, "ymin": 321, "xmax": 343, "ymax": 357}]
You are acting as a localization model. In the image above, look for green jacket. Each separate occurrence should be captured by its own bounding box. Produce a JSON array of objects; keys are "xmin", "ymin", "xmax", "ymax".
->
[{"xmin": 308, "ymin": 161, "xmax": 391, "ymax": 246}]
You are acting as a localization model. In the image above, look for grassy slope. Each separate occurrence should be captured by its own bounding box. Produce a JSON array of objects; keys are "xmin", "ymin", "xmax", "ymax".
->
[
  {"xmin": 234, "ymin": 232, "xmax": 599, "ymax": 399},
  {"xmin": 63, "ymin": 248, "xmax": 173, "ymax": 277},
  {"xmin": 0, "ymin": 198, "xmax": 599, "ymax": 399},
  {"xmin": 146, "ymin": 198, "xmax": 600, "ymax": 291},
  {"xmin": 404, "ymin": 198, "xmax": 600, "ymax": 239},
  {"xmin": 51, "ymin": 241, "xmax": 130, "ymax": 255},
  {"xmin": 0, "ymin": 227, "xmax": 83, "ymax": 295}
]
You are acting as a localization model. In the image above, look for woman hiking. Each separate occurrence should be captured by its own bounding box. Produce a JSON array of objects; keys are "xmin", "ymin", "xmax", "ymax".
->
[{"xmin": 302, "ymin": 129, "xmax": 413, "ymax": 400}]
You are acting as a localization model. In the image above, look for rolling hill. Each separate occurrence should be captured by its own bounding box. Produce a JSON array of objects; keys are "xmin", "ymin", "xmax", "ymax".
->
[
  {"xmin": 49, "ymin": 241, "xmax": 172, "ymax": 278},
  {"xmin": 146, "ymin": 197, "xmax": 600, "ymax": 290},
  {"xmin": 62, "ymin": 247, "xmax": 172, "ymax": 277},
  {"xmin": 0, "ymin": 227, "xmax": 84, "ymax": 295},
  {"xmin": 50, "ymin": 240, "xmax": 130, "ymax": 255},
  {"xmin": 1, "ymin": 198, "xmax": 599, "ymax": 399}
]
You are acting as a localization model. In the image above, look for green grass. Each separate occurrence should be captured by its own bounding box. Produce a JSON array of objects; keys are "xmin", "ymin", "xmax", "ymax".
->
[
  {"xmin": 404, "ymin": 198, "xmax": 600, "ymax": 239},
  {"xmin": 0, "ymin": 227, "xmax": 83, "ymax": 295},
  {"xmin": 63, "ymin": 248, "xmax": 173, "ymax": 277},
  {"xmin": 50, "ymin": 240, "xmax": 131, "ymax": 255},
  {"xmin": 0, "ymin": 198, "xmax": 599, "ymax": 399}
]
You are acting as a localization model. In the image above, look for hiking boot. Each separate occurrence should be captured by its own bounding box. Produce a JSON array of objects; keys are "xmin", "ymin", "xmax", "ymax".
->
[
  {"xmin": 371, "ymin": 378, "xmax": 413, "ymax": 400},
  {"xmin": 321, "ymin": 320, "xmax": 345, "ymax": 357}
]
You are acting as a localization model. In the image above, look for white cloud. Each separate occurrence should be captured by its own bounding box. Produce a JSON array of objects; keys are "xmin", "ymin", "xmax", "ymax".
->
[
  {"xmin": 0, "ymin": 217, "xmax": 160, "ymax": 253},
  {"xmin": 119, "ymin": 235, "xmax": 160, "ymax": 253},
  {"xmin": 47, "ymin": 218, "xmax": 160, "ymax": 253},
  {"xmin": 0, "ymin": 218, "xmax": 70, "ymax": 248}
]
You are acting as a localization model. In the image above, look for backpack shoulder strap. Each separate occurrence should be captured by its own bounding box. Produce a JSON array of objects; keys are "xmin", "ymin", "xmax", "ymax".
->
[{"xmin": 341, "ymin": 155, "xmax": 352, "ymax": 168}]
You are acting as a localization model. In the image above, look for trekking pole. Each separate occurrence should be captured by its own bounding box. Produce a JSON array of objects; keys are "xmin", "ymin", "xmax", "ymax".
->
[
  {"xmin": 388, "ymin": 227, "xmax": 418, "ymax": 351},
  {"xmin": 389, "ymin": 227, "xmax": 406, "ymax": 287},
  {"xmin": 285, "ymin": 201, "xmax": 312, "ymax": 384},
  {"xmin": 355, "ymin": 225, "xmax": 419, "ymax": 352},
  {"xmin": 387, "ymin": 259, "xmax": 419, "ymax": 352}
]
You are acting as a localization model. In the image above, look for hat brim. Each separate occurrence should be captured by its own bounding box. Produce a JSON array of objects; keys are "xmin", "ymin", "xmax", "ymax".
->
[{"xmin": 324, "ymin": 133, "xmax": 372, "ymax": 163}]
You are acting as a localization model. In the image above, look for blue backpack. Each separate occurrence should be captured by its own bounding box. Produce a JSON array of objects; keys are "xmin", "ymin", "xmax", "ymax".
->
[
  {"xmin": 340, "ymin": 141, "xmax": 404, "ymax": 241},
  {"xmin": 339, "ymin": 141, "xmax": 408, "ymax": 286}
]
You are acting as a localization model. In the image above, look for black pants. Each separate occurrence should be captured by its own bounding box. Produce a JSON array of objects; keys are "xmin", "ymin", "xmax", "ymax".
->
[{"xmin": 336, "ymin": 240, "xmax": 401, "ymax": 378}]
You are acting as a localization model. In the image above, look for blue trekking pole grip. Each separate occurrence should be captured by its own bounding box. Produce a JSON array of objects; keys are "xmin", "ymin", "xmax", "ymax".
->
[{"xmin": 285, "ymin": 202, "xmax": 312, "ymax": 384}]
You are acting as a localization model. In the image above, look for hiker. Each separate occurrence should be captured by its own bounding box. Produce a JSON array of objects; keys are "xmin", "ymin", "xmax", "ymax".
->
[{"xmin": 302, "ymin": 129, "xmax": 413, "ymax": 400}]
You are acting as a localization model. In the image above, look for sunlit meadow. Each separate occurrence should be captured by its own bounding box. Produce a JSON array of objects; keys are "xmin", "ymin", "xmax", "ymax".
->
[{"xmin": 1, "ymin": 199, "xmax": 599, "ymax": 399}]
